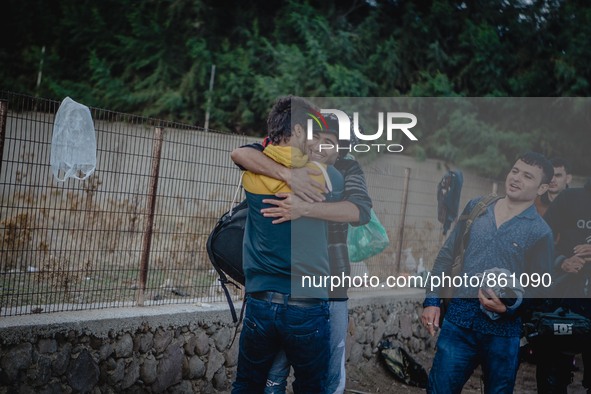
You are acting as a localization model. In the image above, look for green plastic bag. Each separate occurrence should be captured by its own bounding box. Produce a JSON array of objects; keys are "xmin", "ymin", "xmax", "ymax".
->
[{"xmin": 347, "ymin": 210, "xmax": 389, "ymax": 262}]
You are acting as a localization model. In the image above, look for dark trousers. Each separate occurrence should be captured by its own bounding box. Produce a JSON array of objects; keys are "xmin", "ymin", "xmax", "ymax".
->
[
  {"xmin": 427, "ymin": 320, "xmax": 520, "ymax": 394},
  {"xmin": 232, "ymin": 295, "xmax": 330, "ymax": 393},
  {"xmin": 536, "ymin": 347, "xmax": 591, "ymax": 393}
]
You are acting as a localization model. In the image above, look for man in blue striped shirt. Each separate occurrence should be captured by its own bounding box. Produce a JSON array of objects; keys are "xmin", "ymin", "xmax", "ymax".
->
[{"xmin": 421, "ymin": 152, "xmax": 555, "ymax": 394}]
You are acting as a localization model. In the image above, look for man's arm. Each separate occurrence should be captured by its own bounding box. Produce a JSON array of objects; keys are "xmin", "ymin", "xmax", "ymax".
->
[
  {"xmin": 420, "ymin": 228, "xmax": 459, "ymax": 335},
  {"xmin": 231, "ymin": 146, "xmax": 324, "ymax": 202},
  {"xmin": 524, "ymin": 230, "xmax": 555, "ymax": 301},
  {"xmin": 552, "ymin": 244, "xmax": 591, "ymax": 279},
  {"xmin": 574, "ymin": 244, "xmax": 591, "ymax": 262},
  {"xmin": 541, "ymin": 191, "xmax": 580, "ymax": 279},
  {"xmin": 299, "ymin": 200, "xmax": 360, "ymax": 222},
  {"xmin": 542, "ymin": 191, "xmax": 564, "ymax": 242},
  {"xmin": 261, "ymin": 159, "xmax": 372, "ymax": 225},
  {"xmin": 338, "ymin": 159, "xmax": 372, "ymax": 226},
  {"xmin": 261, "ymin": 193, "xmax": 359, "ymax": 224},
  {"xmin": 423, "ymin": 221, "xmax": 462, "ymax": 304},
  {"xmin": 231, "ymin": 146, "xmax": 286, "ymax": 180},
  {"xmin": 556, "ymin": 244, "xmax": 591, "ymax": 275},
  {"xmin": 421, "ymin": 200, "xmax": 476, "ymax": 334}
]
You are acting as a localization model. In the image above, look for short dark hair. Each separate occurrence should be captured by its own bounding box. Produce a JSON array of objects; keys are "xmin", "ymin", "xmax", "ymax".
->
[
  {"xmin": 267, "ymin": 96, "xmax": 316, "ymax": 145},
  {"xmin": 517, "ymin": 152, "xmax": 554, "ymax": 184},
  {"xmin": 550, "ymin": 157, "xmax": 572, "ymax": 174},
  {"xmin": 310, "ymin": 113, "xmax": 353, "ymax": 158},
  {"xmin": 317, "ymin": 114, "xmax": 364, "ymax": 160}
]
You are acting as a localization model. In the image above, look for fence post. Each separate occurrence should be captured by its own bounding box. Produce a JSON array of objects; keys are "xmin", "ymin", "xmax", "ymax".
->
[
  {"xmin": 0, "ymin": 100, "xmax": 7, "ymax": 177},
  {"xmin": 395, "ymin": 167, "xmax": 411, "ymax": 274},
  {"xmin": 492, "ymin": 181, "xmax": 498, "ymax": 194},
  {"xmin": 137, "ymin": 127, "xmax": 164, "ymax": 306},
  {"xmin": 204, "ymin": 64, "xmax": 216, "ymax": 131}
]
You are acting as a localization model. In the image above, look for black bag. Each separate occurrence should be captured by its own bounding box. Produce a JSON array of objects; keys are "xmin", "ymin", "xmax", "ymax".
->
[
  {"xmin": 437, "ymin": 170, "xmax": 463, "ymax": 235},
  {"xmin": 206, "ymin": 198, "xmax": 247, "ymax": 322},
  {"xmin": 378, "ymin": 340, "xmax": 428, "ymax": 388},
  {"xmin": 524, "ymin": 307, "xmax": 591, "ymax": 354}
]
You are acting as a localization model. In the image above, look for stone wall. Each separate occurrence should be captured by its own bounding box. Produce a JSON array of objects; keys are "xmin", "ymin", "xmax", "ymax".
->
[
  {"xmin": 0, "ymin": 290, "xmax": 430, "ymax": 393},
  {"xmin": 346, "ymin": 290, "xmax": 435, "ymax": 367}
]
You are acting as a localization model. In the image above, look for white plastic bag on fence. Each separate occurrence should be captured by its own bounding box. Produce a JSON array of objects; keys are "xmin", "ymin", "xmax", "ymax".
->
[{"xmin": 50, "ymin": 97, "xmax": 97, "ymax": 181}]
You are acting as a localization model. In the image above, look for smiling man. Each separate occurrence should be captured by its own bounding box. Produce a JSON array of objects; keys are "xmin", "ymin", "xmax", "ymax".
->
[
  {"xmin": 231, "ymin": 96, "xmax": 335, "ymax": 394},
  {"xmin": 231, "ymin": 113, "xmax": 372, "ymax": 394},
  {"xmin": 421, "ymin": 152, "xmax": 555, "ymax": 394}
]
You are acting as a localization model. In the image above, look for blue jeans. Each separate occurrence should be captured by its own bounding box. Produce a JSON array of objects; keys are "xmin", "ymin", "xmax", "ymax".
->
[
  {"xmin": 326, "ymin": 300, "xmax": 348, "ymax": 394},
  {"xmin": 265, "ymin": 351, "xmax": 290, "ymax": 393},
  {"xmin": 233, "ymin": 295, "xmax": 330, "ymax": 394},
  {"xmin": 428, "ymin": 320, "xmax": 520, "ymax": 394},
  {"xmin": 264, "ymin": 300, "xmax": 348, "ymax": 394}
]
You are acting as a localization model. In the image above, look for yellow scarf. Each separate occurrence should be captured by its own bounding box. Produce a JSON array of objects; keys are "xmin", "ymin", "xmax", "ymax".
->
[
  {"xmin": 262, "ymin": 145, "xmax": 309, "ymax": 168},
  {"xmin": 242, "ymin": 145, "xmax": 326, "ymax": 195}
]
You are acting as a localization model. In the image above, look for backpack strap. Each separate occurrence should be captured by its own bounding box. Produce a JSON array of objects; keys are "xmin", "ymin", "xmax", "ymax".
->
[
  {"xmin": 229, "ymin": 172, "xmax": 245, "ymax": 216},
  {"xmin": 310, "ymin": 161, "xmax": 332, "ymax": 193},
  {"xmin": 220, "ymin": 281, "xmax": 240, "ymax": 323},
  {"xmin": 454, "ymin": 193, "xmax": 501, "ymax": 273},
  {"xmin": 228, "ymin": 300, "xmax": 247, "ymax": 350}
]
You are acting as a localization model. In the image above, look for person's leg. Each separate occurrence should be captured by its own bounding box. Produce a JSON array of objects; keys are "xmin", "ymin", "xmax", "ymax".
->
[
  {"xmin": 326, "ymin": 300, "xmax": 348, "ymax": 394},
  {"xmin": 479, "ymin": 333, "xmax": 520, "ymax": 394},
  {"xmin": 535, "ymin": 345, "xmax": 573, "ymax": 394},
  {"xmin": 281, "ymin": 302, "xmax": 330, "ymax": 394},
  {"xmin": 265, "ymin": 350, "xmax": 290, "ymax": 394},
  {"xmin": 233, "ymin": 297, "xmax": 281, "ymax": 394},
  {"xmin": 583, "ymin": 347, "xmax": 591, "ymax": 391},
  {"xmin": 427, "ymin": 320, "xmax": 479, "ymax": 394}
]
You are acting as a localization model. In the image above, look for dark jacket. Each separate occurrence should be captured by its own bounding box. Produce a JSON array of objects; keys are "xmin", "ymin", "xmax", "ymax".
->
[
  {"xmin": 329, "ymin": 157, "xmax": 373, "ymax": 299},
  {"xmin": 543, "ymin": 178, "xmax": 591, "ymax": 316}
]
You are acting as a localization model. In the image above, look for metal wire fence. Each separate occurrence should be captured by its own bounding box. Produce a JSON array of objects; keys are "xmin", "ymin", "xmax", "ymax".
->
[
  {"xmin": 0, "ymin": 91, "xmax": 499, "ymax": 316},
  {"xmin": 0, "ymin": 92, "xmax": 250, "ymax": 316}
]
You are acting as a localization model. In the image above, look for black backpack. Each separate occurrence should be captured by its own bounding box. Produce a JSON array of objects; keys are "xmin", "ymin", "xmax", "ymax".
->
[
  {"xmin": 206, "ymin": 198, "xmax": 247, "ymax": 322},
  {"xmin": 378, "ymin": 339, "xmax": 428, "ymax": 388},
  {"xmin": 437, "ymin": 169, "xmax": 463, "ymax": 235}
]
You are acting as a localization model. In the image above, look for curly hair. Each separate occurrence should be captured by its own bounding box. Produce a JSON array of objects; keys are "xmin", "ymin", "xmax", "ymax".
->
[{"xmin": 267, "ymin": 96, "xmax": 317, "ymax": 145}]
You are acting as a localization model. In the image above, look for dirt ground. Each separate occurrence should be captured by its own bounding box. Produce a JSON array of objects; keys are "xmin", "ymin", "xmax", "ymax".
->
[{"xmin": 344, "ymin": 351, "xmax": 588, "ymax": 393}]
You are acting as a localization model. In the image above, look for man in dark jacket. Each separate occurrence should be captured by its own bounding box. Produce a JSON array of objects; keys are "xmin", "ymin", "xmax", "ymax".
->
[
  {"xmin": 536, "ymin": 177, "xmax": 591, "ymax": 393},
  {"xmin": 534, "ymin": 157, "xmax": 572, "ymax": 216}
]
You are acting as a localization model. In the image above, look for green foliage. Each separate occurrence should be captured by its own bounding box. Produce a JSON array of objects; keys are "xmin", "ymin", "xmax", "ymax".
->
[{"xmin": 2, "ymin": 0, "xmax": 591, "ymax": 177}]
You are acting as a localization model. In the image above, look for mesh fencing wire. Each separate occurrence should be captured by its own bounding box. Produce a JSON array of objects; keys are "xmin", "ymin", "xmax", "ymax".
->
[
  {"xmin": 0, "ymin": 92, "xmax": 249, "ymax": 315},
  {"xmin": 0, "ymin": 92, "xmax": 498, "ymax": 316}
]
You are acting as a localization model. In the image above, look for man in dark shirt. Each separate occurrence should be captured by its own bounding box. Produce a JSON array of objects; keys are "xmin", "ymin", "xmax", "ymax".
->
[
  {"xmin": 232, "ymin": 115, "xmax": 373, "ymax": 393},
  {"xmin": 232, "ymin": 96, "xmax": 335, "ymax": 393},
  {"xmin": 534, "ymin": 157, "xmax": 572, "ymax": 216},
  {"xmin": 421, "ymin": 152, "xmax": 555, "ymax": 393},
  {"xmin": 536, "ymin": 177, "xmax": 591, "ymax": 393}
]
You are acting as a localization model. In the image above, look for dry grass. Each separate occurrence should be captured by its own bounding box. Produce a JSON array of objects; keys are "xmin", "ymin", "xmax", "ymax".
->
[{"xmin": 0, "ymin": 173, "xmax": 228, "ymax": 313}]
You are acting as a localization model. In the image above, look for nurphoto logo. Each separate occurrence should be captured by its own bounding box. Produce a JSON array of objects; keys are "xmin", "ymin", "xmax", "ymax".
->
[{"xmin": 306, "ymin": 109, "xmax": 418, "ymax": 154}]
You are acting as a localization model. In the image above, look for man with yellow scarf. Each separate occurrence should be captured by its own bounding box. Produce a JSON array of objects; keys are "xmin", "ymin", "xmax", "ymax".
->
[{"xmin": 232, "ymin": 96, "xmax": 339, "ymax": 394}]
